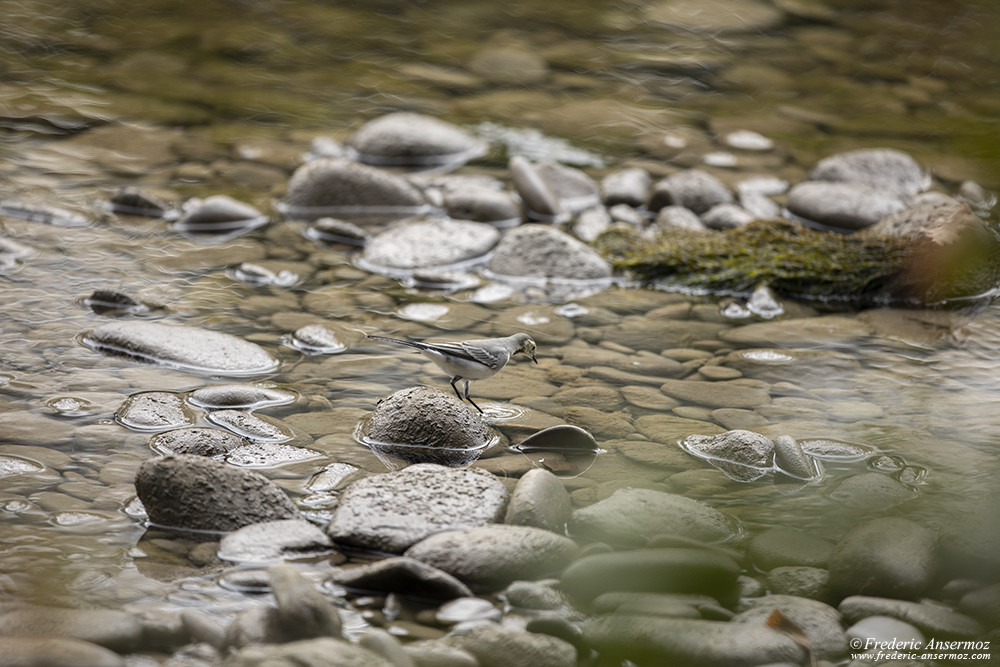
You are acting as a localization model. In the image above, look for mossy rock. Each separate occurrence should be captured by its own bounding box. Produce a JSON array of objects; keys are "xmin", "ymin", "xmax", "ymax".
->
[{"xmin": 594, "ymin": 216, "xmax": 1000, "ymax": 306}]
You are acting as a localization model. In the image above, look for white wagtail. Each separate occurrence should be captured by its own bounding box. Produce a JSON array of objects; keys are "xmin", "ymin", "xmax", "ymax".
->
[{"xmin": 367, "ymin": 332, "xmax": 537, "ymax": 413}]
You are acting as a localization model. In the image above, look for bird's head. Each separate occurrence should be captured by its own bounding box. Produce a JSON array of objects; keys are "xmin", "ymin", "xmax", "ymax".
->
[{"xmin": 513, "ymin": 333, "xmax": 538, "ymax": 364}]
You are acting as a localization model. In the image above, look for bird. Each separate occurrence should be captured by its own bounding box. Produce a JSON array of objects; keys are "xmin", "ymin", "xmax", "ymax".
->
[{"xmin": 366, "ymin": 332, "xmax": 537, "ymax": 413}]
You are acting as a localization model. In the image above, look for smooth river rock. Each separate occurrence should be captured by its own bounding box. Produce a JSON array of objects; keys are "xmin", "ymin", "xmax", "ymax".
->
[
  {"xmin": 404, "ymin": 524, "xmax": 579, "ymax": 589},
  {"xmin": 282, "ymin": 158, "xmax": 427, "ymax": 216},
  {"xmin": 504, "ymin": 467, "xmax": 572, "ymax": 532},
  {"xmin": 330, "ymin": 556, "xmax": 473, "ymax": 600},
  {"xmin": 135, "ymin": 454, "xmax": 300, "ymax": 532},
  {"xmin": 569, "ymin": 487, "xmax": 738, "ymax": 546},
  {"xmin": 217, "ymin": 519, "xmax": 334, "ymax": 564},
  {"xmin": 348, "ymin": 112, "xmax": 486, "ymax": 168},
  {"xmin": 0, "ymin": 604, "xmax": 141, "ymax": 653},
  {"xmin": 486, "ymin": 224, "xmax": 611, "ymax": 281},
  {"xmin": 0, "ymin": 637, "xmax": 124, "ymax": 667},
  {"xmin": 84, "ymin": 321, "xmax": 277, "ymax": 375},
  {"xmin": 809, "ymin": 148, "xmax": 930, "ymax": 195},
  {"xmin": 446, "ymin": 622, "xmax": 577, "ymax": 667},
  {"xmin": 828, "ymin": 517, "xmax": 937, "ymax": 599},
  {"xmin": 361, "ymin": 217, "xmax": 500, "ymax": 271},
  {"xmin": 733, "ymin": 594, "xmax": 848, "ymax": 660},
  {"xmin": 326, "ymin": 463, "xmax": 509, "ymax": 553}
]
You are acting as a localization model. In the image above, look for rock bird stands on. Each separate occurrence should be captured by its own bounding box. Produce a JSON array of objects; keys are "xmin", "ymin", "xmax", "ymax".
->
[{"xmin": 367, "ymin": 333, "xmax": 538, "ymax": 413}]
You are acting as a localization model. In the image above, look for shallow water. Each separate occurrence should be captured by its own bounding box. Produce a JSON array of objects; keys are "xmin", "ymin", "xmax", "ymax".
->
[{"xmin": 1, "ymin": 0, "xmax": 1000, "ymax": 655}]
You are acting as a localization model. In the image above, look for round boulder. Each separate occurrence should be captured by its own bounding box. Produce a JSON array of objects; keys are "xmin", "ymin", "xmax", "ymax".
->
[
  {"xmin": 486, "ymin": 224, "xmax": 611, "ymax": 281},
  {"xmin": 362, "ymin": 385, "xmax": 497, "ymax": 453},
  {"xmin": 809, "ymin": 148, "xmax": 930, "ymax": 195},
  {"xmin": 282, "ymin": 159, "xmax": 427, "ymax": 218},
  {"xmin": 361, "ymin": 217, "xmax": 500, "ymax": 272},
  {"xmin": 348, "ymin": 112, "xmax": 486, "ymax": 168},
  {"xmin": 135, "ymin": 454, "xmax": 300, "ymax": 532}
]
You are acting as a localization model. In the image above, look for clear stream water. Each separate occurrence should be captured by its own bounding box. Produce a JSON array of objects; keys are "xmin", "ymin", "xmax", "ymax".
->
[{"xmin": 1, "ymin": 0, "xmax": 999, "ymax": 655}]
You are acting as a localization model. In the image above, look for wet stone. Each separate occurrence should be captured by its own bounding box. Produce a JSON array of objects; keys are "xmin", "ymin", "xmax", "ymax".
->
[
  {"xmin": 469, "ymin": 45, "xmax": 549, "ymax": 85},
  {"xmin": 135, "ymin": 454, "xmax": 300, "ymax": 532},
  {"xmin": 659, "ymin": 378, "xmax": 770, "ymax": 409},
  {"xmin": 601, "ymin": 168, "xmax": 652, "ymax": 207},
  {"xmin": 487, "ymin": 224, "xmax": 612, "ymax": 281},
  {"xmin": 766, "ymin": 566, "xmax": 832, "ymax": 601},
  {"xmin": 282, "ymin": 158, "xmax": 428, "ymax": 219},
  {"xmin": 445, "ymin": 621, "xmax": 576, "ymax": 667},
  {"xmin": 269, "ymin": 562, "xmax": 344, "ymax": 641},
  {"xmin": 828, "ymin": 517, "xmax": 937, "ymax": 600},
  {"xmin": 569, "ymin": 488, "xmax": 738, "ymax": 546},
  {"xmin": 786, "ymin": 181, "xmax": 908, "ymax": 231},
  {"xmin": 224, "ymin": 442, "xmax": 320, "ymax": 467},
  {"xmin": 443, "ymin": 186, "xmax": 520, "ymax": 225},
  {"xmin": 649, "ymin": 169, "xmax": 733, "ymax": 214},
  {"xmin": 747, "ymin": 527, "xmax": 834, "ymax": 570},
  {"xmin": 217, "ymin": 519, "xmax": 333, "ymax": 563},
  {"xmin": 348, "ymin": 112, "xmax": 486, "ymax": 169},
  {"xmin": 504, "ymin": 468, "xmax": 572, "ymax": 533},
  {"xmin": 330, "ymin": 556, "xmax": 473, "ymax": 601},
  {"xmin": 115, "ymin": 391, "xmax": 194, "ymax": 431},
  {"xmin": 825, "ymin": 472, "xmax": 916, "ymax": 510},
  {"xmin": 0, "ymin": 636, "xmax": 125, "ymax": 667},
  {"xmin": 361, "ymin": 217, "xmax": 499, "ymax": 272},
  {"xmin": 839, "ymin": 596, "xmax": 984, "ymax": 640},
  {"xmin": 307, "ymin": 216, "xmax": 370, "ymax": 246},
  {"xmin": 0, "ymin": 604, "xmax": 141, "ymax": 653},
  {"xmin": 84, "ymin": 321, "xmax": 278, "ymax": 375},
  {"xmin": 404, "ymin": 524, "xmax": 579, "ymax": 590},
  {"xmin": 733, "ymin": 594, "xmax": 847, "ymax": 660},
  {"xmin": 654, "ymin": 205, "xmax": 708, "ymax": 231},
  {"xmin": 208, "ymin": 410, "xmax": 291, "ymax": 443},
  {"xmin": 189, "ymin": 383, "xmax": 295, "ymax": 410},
  {"xmin": 224, "ymin": 637, "xmax": 394, "ymax": 667},
  {"xmin": 436, "ymin": 597, "xmax": 502, "ymax": 624},
  {"xmin": 809, "ymin": 148, "xmax": 930, "ymax": 195},
  {"xmin": 846, "ymin": 615, "xmax": 925, "ymax": 649},
  {"xmin": 561, "ymin": 548, "xmax": 741, "ymax": 606},
  {"xmin": 326, "ymin": 463, "xmax": 508, "ymax": 553},
  {"xmin": 175, "ymin": 194, "xmax": 267, "ymax": 236},
  {"xmin": 289, "ymin": 324, "xmax": 347, "ymax": 354},
  {"xmin": 645, "ymin": 0, "xmax": 785, "ymax": 33},
  {"xmin": 149, "ymin": 426, "xmax": 245, "ymax": 457},
  {"xmin": 701, "ymin": 203, "xmax": 754, "ymax": 230}
]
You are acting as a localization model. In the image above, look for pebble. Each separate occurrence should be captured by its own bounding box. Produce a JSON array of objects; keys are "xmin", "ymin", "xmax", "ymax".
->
[
  {"xmin": 839, "ymin": 596, "xmax": 984, "ymax": 640},
  {"xmin": 358, "ymin": 628, "xmax": 416, "ymax": 666},
  {"xmin": 189, "ymin": 383, "xmax": 295, "ymax": 410},
  {"xmin": 569, "ymin": 487, "xmax": 738, "ymax": 545},
  {"xmin": 268, "ymin": 562, "xmax": 343, "ymax": 640},
  {"xmin": 135, "ymin": 454, "xmax": 300, "ymax": 532},
  {"xmin": 330, "ymin": 556, "xmax": 473, "ymax": 601},
  {"xmin": 403, "ymin": 640, "xmax": 479, "ymax": 667},
  {"xmin": 733, "ymin": 594, "xmax": 848, "ymax": 660},
  {"xmin": 701, "ymin": 203, "xmax": 755, "ymax": 229},
  {"xmin": 84, "ymin": 321, "xmax": 278, "ymax": 375},
  {"xmin": 347, "ymin": 112, "xmax": 486, "ymax": 169},
  {"xmin": 601, "ymin": 167, "xmax": 651, "ymax": 207},
  {"xmin": 149, "ymin": 426, "xmax": 245, "ymax": 456},
  {"xmin": 828, "ymin": 517, "xmax": 937, "ymax": 599},
  {"xmin": 583, "ymin": 614, "xmax": 803, "ymax": 666},
  {"xmin": 560, "ymin": 548, "xmax": 741, "ymax": 605},
  {"xmin": 649, "ymin": 169, "xmax": 733, "ymax": 214},
  {"xmin": 361, "ymin": 217, "xmax": 500, "ymax": 272},
  {"xmin": 326, "ymin": 463, "xmax": 508, "ymax": 553},
  {"xmin": 572, "ymin": 207, "xmax": 612, "ymax": 241},
  {"xmin": 404, "ymin": 524, "xmax": 579, "ymax": 589},
  {"xmin": 445, "ymin": 621, "xmax": 577, "ymax": 667},
  {"xmin": 0, "ymin": 604, "xmax": 141, "ymax": 653},
  {"xmin": 208, "ymin": 410, "xmax": 292, "ymax": 443},
  {"xmin": 223, "ymin": 637, "xmax": 394, "ymax": 667},
  {"xmin": 442, "ymin": 186, "xmax": 520, "ymax": 225},
  {"xmin": 785, "ymin": 181, "xmax": 908, "ymax": 231},
  {"xmin": 281, "ymin": 158, "xmax": 428, "ymax": 219},
  {"xmin": 504, "ymin": 468, "xmax": 572, "ymax": 532},
  {"xmin": 175, "ymin": 195, "xmax": 267, "ymax": 236},
  {"xmin": 436, "ymin": 597, "xmax": 502, "ymax": 624},
  {"xmin": 809, "ymin": 148, "xmax": 930, "ymax": 195},
  {"xmin": 115, "ymin": 391, "xmax": 194, "ymax": 431},
  {"xmin": 487, "ymin": 224, "xmax": 612, "ymax": 281},
  {"xmin": 217, "ymin": 519, "xmax": 335, "ymax": 564}
]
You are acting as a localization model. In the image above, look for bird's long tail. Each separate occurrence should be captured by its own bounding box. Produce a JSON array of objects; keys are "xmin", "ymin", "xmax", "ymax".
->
[{"xmin": 366, "ymin": 334, "xmax": 426, "ymax": 351}]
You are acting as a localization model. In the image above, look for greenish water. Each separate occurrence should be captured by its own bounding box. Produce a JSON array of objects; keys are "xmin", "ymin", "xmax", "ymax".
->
[{"xmin": 1, "ymin": 0, "xmax": 999, "ymax": 659}]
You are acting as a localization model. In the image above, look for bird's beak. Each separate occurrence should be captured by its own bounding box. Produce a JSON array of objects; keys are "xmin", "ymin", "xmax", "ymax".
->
[{"xmin": 531, "ymin": 351, "xmax": 538, "ymax": 364}]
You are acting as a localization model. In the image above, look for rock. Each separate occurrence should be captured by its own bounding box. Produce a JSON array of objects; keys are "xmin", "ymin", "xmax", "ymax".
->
[
  {"xmin": 290, "ymin": 324, "xmax": 348, "ymax": 354},
  {"xmin": 268, "ymin": 562, "xmax": 343, "ymax": 640},
  {"xmin": 307, "ymin": 217, "xmax": 370, "ymax": 246},
  {"xmin": 218, "ymin": 519, "xmax": 334, "ymax": 563},
  {"xmin": 504, "ymin": 468, "xmax": 572, "ymax": 532},
  {"xmin": 809, "ymin": 148, "xmax": 930, "ymax": 195},
  {"xmin": 282, "ymin": 158, "xmax": 427, "ymax": 219},
  {"xmin": 404, "ymin": 524, "xmax": 579, "ymax": 589},
  {"xmin": 960, "ymin": 583, "xmax": 1000, "ymax": 626},
  {"xmin": 487, "ymin": 224, "xmax": 611, "ymax": 281},
  {"xmin": 149, "ymin": 427, "xmax": 244, "ymax": 457},
  {"xmin": 560, "ymin": 548, "xmax": 741, "ymax": 605},
  {"xmin": 509, "ymin": 156, "xmax": 561, "ymax": 219},
  {"xmin": 786, "ymin": 181, "xmax": 908, "ymax": 231},
  {"xmin": 359, "ymin": 629, "xmax": 416, "ymax": 667},
  {"xmin": 208, "ymin": 410, "xmax": 292, "ymax": 443},
  {"xmin": 839, "ymin": 596, "xmax": 984, "ymax": 640},
  {"xmin": 348, "ymin": 112, "xmax": 485, "ymax": 168},
  {"xmin": 502, "ymin": 580, "xmax": 572, "ymax": 611},
  {"xmin": 135, "ymin": 454, "xmax": 300, "ymax": 532},
  {"xmin": 508, "ymin": 158, "xmax": 600, "ymax": 219},
  {"xmin": 326, "ymin": 463, "xmax": 508, "ymax": 553},
  {"xmin": 766, "ymin": 566, "xmax": 832, "ymax": 601},
  {"xmin": 224, "ymin": 637, "xmax": 394, "ymax": 667},
  {"xmin": 403, "ymin": 640, "xmax": 479, "ymax": 667},
  {"xmin": 0, "ymin": 637, "xmax": 125, "ymax": 667},
  {"xmin": 84, "ymin": 289, "xmax": 146, "ymax": 315},
  {"xmin": 469, "ymin": 46, "xmax": 548, "ymax": 85},
  {"xmin": 330, "ymin": 556, "xmax": 473, "ymax": 600},
  {"xmin": 747, "ymin": 527, "xmax": 834, "ymax": 570},
  {"xmin": 109, "ymin": 186, "xmax": 170, "ymax": 217},
  {"xmin": 646, "ymin": 0, "xmax": 784, "ymax": 33},
  {"xmin": 361, "ymin": 217, "xmax": 500, "ymax": 272},
  {"xmin": 188, "ymin": 384, "xmax": 295, "ymax": 410},
  {"xmin": 358, "ymin": 387, "xmax": 497, "ymax": 467},
  {"xmin": 659, "ymin": 378, "xmax": 770, "ymax": 409},
  {"xmin": 446, "ymin": 621, "xmax": 576, "ymax": 667},
  {"xmin": 0, "ymin": 605, "xmax": 141, "ymax": 653},
  {"xmin": 175, "ymin": 195, "xmax": 266, "ymax": 235},
  {"xmin": 846, "ymin": 615, "xmax": 925, "ymax": 649},
  {"xmin": 569, "ymin": 488, "xmax": 738, "ymax": 545},
  {"xmin": 825, "ymin": 472, "xmax": 916, "ymax": 511},
  {"xmin": 443, "ymin": 186, "xmax": 520, "ymax": 225},
  {"xmin": 701, "ymin": 203, "xmax": 754, "ymax": 230},
  {"xmin": 736, "ymin": 595, "xmax": 847, "ymax": 660},
  {"xmin": 601, "ymin": 168, "xmax": 651, "ymax": 207},
  {"xmin": 654, "ymin": 205, "xmax": 709, "ymax": 231},
  {"xmin": 828, "ymin": 518, "xmax": 937, "ymax": 600},
  {"xmin": 84, "ymin": 321, "xmax": 277, "ymax": 375},
  {"xmin": 115, "ymin": 391, "xmax": 194, "ymax": 431},
  {"xmin": 650, "ymin": 169, "xmax": 733, "ymax": 214},
  {"xmin": 772, "ymin": 434, "xmax": 817, "ymax": 479},
  {"xmin": 680, "ymin": 429, "xmax": 774, "ymax": 481},
  {"xmin": 583, "ymin": 614, "xmax": 803, "ymax": 666},
  {"xmin": 436, "ymin": 597, "xmax": 502, "ymax": 624}
]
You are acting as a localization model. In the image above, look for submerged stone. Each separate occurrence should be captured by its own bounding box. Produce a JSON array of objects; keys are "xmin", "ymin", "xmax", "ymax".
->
[
  {"xmin": 348, "ymin": 112, "xmax": 486, "ymax": 169},
  {"xmin": 282, "ymin": 159, "xmax": 428, "ymax": 219},
  {"xmin": 84, "ymin": 321, "xmax": 277, "ymax": 375}
]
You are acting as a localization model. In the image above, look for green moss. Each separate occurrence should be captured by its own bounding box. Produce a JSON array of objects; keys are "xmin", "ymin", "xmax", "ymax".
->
[{"xmin": 594, "ymin": 219, "xmax": 1000, "ymax": 306}]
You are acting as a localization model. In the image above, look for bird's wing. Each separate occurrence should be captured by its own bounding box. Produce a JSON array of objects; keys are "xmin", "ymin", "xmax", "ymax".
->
[{"xmin": 433, "ymin": 340, "xmax": 507, "ymax": 369}]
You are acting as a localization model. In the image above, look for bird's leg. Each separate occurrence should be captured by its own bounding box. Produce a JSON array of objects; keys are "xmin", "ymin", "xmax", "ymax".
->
[
  {"xmin": 449, "ymin": 376, "xmax": 465, "ymax": 402},
  {"xmin": 463, "ymin": 379, "xmax": 484, "ymax": 414}
]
